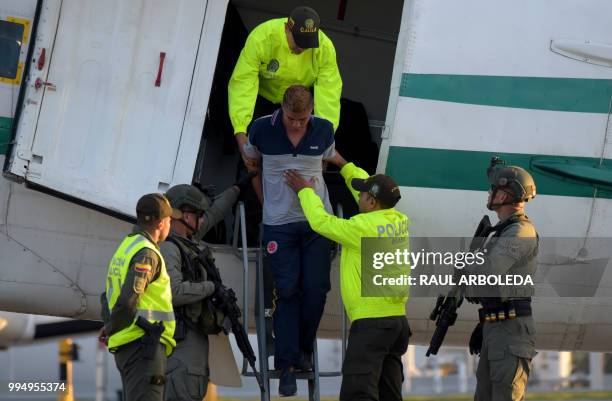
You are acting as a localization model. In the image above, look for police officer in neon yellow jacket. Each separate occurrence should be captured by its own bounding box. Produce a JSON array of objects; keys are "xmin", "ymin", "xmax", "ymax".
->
[
  {"xmin": 229, "ymin": 6, "xmax": 342, "ymax": 152},
  {"xmin": 100, "ymin": 193, "xmax": 181, "ymax": 401},
  {"xmin": 229, "ymin": 6, "xmax": 342, "ymax": 244},
  {"xmin": 284, "ymin": 153, "xmax": 411, "ymax": 401}
]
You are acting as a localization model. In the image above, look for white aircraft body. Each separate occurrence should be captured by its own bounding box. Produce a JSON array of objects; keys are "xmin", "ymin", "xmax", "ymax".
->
[{"xmin": 1, "ymin": 0, "xmax": 612, "ymax": 353}]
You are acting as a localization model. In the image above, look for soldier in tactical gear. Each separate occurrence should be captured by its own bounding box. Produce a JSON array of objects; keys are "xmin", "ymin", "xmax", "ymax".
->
[
  {"xmin": 160, "ymin": 178, "xmax": 251, "ymax": 401},
  {"xmin": 461, "ymin": 157, "xmax": 538, "ymax": 401},
  {"xmin": 486, "ymin": 157, "xmax": 536, "ymax": 211}
]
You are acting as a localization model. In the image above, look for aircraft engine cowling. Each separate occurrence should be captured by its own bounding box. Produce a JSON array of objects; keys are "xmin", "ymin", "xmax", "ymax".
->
[
  {"xmin": 0, "ymin": 312, "xmax": 103, "ymax": 349},
  {"xmin": 0, "ymin": 312, "xmax": 36, "ymax": 349}
]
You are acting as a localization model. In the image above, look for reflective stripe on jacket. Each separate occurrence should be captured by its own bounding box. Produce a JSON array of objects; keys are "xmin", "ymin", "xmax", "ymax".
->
[{"xmin": 106, "ymin": 234, "xmax": 176, "ymax": 355}]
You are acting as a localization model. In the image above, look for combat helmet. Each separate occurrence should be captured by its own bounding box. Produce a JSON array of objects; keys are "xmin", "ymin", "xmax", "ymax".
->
[
  {"xmin": 487, "ymin": 157, "xmax": 536, "ymax": 209},
  {"xmin": 165, "ymin": 184, "xmax": 211, "ymax": 213}
]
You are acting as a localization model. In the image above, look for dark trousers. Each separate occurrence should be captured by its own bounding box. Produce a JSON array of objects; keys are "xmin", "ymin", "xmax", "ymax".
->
[
  {"xmin": 263, "ymin": 221, "xmax": 332, "ymax": 369},
  {"xmin": 114, "ymin": 341, "xmax": 166, "ymax": 401},
  {"xmin": 340, "ymin": 316, "xmax": 411, "ymax": 401}
]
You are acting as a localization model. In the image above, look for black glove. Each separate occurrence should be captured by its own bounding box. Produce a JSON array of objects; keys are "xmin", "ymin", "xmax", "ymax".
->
[
  {"xmin": 212, "ymin": 283, "xmax": 230, "ymax": 306},
  {"xmin": 234, "ymin": 171, "xmax": 257, "ymax": 191},
  {"xmin": 469, "ymin": 322, "xmax": 483, "ymax": 355},
  {"xmin": 211, "ymin": 281, "xmax": 228, "ymax": 302},
  {"xmin": 197, "ymin": 184, "xmax": 216, "ymax": 199}
]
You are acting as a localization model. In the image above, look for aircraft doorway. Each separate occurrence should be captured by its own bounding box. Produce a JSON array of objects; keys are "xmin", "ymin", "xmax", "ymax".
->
[{"xmin": 195, "ymin": 0, "xmax": 405, "ymax": 228}]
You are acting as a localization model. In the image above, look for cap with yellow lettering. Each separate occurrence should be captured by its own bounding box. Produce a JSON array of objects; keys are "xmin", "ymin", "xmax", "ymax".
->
[
  {"xmin": 351, "ymin": 174, "xmax": 402, "ymax": 208},
  {"xmin": 136, "ymin": 193, "xmax": 182, "ymax": 222},
  {"xmin": 288, "ymin": 6, "xmax": 320, "ymax": 49}
]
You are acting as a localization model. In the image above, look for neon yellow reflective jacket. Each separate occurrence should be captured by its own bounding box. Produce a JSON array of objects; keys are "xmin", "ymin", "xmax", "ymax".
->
[
  {"xmin": 297, "ymin": 163, "xmax": 410, "ymax": 321},
  {"xmin": 228, "ymin": 18, "xmax": 342, "ymax": 134},
  {"xmin": 106, "ymin": 234, "xmax": 176, "ymax": 355}
]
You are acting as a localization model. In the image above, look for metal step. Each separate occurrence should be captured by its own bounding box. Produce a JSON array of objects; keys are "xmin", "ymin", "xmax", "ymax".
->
[{"xmin": 235, "ymin": 202, "xmax": 346, "ymax": 401}]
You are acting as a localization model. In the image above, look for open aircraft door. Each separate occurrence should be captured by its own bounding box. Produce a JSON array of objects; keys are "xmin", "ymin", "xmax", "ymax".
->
[{"xmin": 5, "ymin": 0, "xmax": 227, "ymax": 216}]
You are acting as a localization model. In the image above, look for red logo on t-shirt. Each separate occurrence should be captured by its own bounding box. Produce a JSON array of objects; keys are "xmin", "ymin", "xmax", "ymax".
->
[{"xmin": 267, "ymin": 241, "xmax": 278, "ymax": 254}]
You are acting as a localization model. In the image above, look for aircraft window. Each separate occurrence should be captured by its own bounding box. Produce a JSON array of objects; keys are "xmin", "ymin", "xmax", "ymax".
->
[{"xmin": 0, "ymin": 20, "xmax": 24, "ymax": 79}]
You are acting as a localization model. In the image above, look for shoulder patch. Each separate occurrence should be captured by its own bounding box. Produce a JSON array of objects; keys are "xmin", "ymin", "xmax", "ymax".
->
[
  {"xmin": 267, "ymin": 59, "xmax": 279, "ymax": 72},
  {"xmin": 134, "ymin": 263, "xmax": 152, "ymax": 273},
  {"xmin": 133, "ymin": 249, "xmax": 159, "ymax": 271},
  {"xmin": 133, "ymin": 276, "xmax": 147, "ymax": 294}
]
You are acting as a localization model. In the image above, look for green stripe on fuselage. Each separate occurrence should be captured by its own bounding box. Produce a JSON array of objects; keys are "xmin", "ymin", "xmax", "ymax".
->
[
  {"xmin": 400, "ymin": 74, "xmax": 612, "ymax": 114},
  {"xmin": 0, "ymin": 116, "xmax": 12, "ymax": 155},
  {"xmin": 385, "ymin": 146, "xmax": 612, "ymax": 199}
]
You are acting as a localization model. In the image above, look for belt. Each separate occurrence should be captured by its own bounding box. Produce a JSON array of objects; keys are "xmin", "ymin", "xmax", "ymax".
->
[{"xmin": 478, "ymin": 299, "xmax": 531, "ymax": 323}]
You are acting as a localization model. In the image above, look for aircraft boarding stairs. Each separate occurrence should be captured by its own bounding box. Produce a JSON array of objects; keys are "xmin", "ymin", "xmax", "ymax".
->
[{"xmin": 233, "ymin": 202, "xmax": 348, "ymax": 401}]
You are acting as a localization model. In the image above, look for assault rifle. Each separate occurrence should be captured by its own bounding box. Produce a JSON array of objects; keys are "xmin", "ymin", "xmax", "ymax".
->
[
  {"xmin": 426, "ymin": 215, "xmax": 492, "ymax": 356},
  {"xmin": 197, "ymin": 250, "xmax": 265, "ymax": 393},
  {"xmin": 425, "ymin": 294, "xmax": 463, "ymax": 356}
]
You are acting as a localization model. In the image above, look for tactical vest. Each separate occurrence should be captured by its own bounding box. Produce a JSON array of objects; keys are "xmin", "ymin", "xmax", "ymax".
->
[
  {"xmin": 480, "ymin": 214, "xmax": 539, "ymax": 304},
  {"xmin": 165, "ymin": 235, "xmax": 225, "ymax": 336},
  {"xmin": 166, "ymin": 235, "xmax": 204, "ymax": 282},
  {"xmin": 106, "ymin": 234, "xmax": 176, "ymax": 355}
]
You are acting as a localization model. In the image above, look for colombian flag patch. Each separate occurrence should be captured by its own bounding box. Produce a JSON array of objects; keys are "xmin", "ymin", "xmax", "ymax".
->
[{"xmin": 134, "ymin": 263, "xmax": 152, "ymax": 273}]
